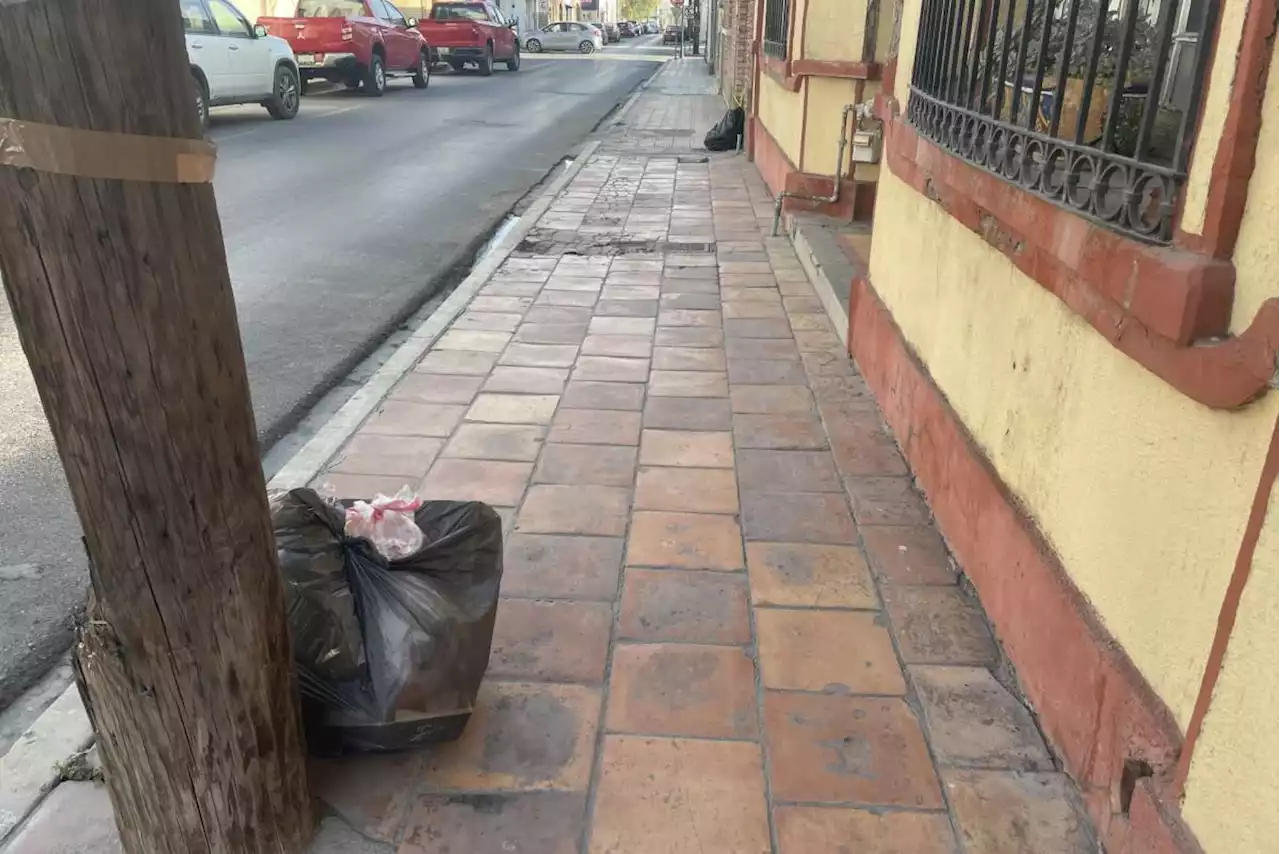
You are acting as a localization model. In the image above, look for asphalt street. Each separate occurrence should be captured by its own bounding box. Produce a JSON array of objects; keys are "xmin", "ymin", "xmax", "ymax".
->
[{"xmin": 0, "ymin": 34, "xmax": 667, "ymax": 710}]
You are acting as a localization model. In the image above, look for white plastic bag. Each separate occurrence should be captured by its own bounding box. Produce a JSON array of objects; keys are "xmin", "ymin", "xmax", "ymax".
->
[{"xmin": 343, "ymin": 487, "xmax": 425, "ymax": 560}]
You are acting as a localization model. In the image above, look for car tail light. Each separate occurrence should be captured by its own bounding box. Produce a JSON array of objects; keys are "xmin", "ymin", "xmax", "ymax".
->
[{"xmin": 341, "ymin": 24, "xmax": 353, "ymax": 40}]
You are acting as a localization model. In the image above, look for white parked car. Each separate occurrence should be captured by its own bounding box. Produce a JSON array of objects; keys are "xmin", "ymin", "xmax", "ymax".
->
[
  {"xmin": 180, "ymin": 0, "xmax": 301, "ymax": 130},
  {"xmin": 522, "ymin": 22, "xmax": 603, "ymax": 54}
]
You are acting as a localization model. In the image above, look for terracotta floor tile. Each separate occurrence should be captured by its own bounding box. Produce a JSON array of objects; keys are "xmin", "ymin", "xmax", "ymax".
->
[
  {"xmin": 518, "ymin": 485, "xmax": 631, "ymax": 537},
  {"xmin": 607, "ymin": 644, "xmax": 758, "ymax": 738},
  {"xmin": 801, "ymin": 350, "xmax": 856, "ymax": 377},
  {"xmin": 862, "ymin": 526, "xmax": 957, "ymax": 585},
  {"xmin": 483, "ymin": 366, "xmax": 569, "ymax": 395},
  {"xmin": 594, "ymin": 299, "xmax": 659, "ymax": 318},
  {"xmin": 722, "ymin": 286, "xmax": 783, "ymax": 302},
  {"xmin": 746, "ymin": 542, "xmax": 878, "ymax": 609},
  {"xmin": 657, "ymin": 308, "xmax": 723, "ymax": 328},
  {"xmin": 589, "ymin": 736, "xmax": 771, "ymax": 854},
  {"xmin": 573, "ymin": 355, "xmax": 651, "ymax": 383},
  {"xmin": 389, "ymin": 373, "xmax": 484, "ymax": 405},
  {"xmin": 845, "ymin": 477, "xmax": 931, "ymax": 525},
  {"xmin": 400, "ymin": 791, "xmax": 587, "ymax": 854},
  {"xmin": 536, "ymin": 290, "xmax": 598, "ymax": 308},
  {"xmin": 727, "ymin": 359, "xmax": 809, "ymax": 385},
  {"xmin": 635, "ymin": 466, "xmax": 739, "ymax": 514},
  {"xmin": 601, "ymin": 284, "xmax": 661, "ymax": 300},
  {"xmin": 648, "ymin": 370, "xmax": 729, "ymax": 398},
  {"xmin": 481, "ymin": 281, "xmax": 544, "ymax": 297},
  {"xmin": 730, "ymin": 384, "xmax": 815, "ymax": 415},
  {"xmin": 309, "ymin": 752, "xmax": 422, "ymax": 842},
  {"xmin": 503, "ymin": 534, "xmax": 624, "ymax": 600},
  {"xmin": 741, "ymin": 492, "xmax": 857, "ymax": 544},
  {"xmin": 764, "ymin": 692, "xmax": 943, "ymax": 807},
  {"xmin": 654, "ymin": 326, "xmax": 725, "ymax": 348},
  {"xmin": 829, "ymin": 430, "xmax": 910, "ymax": 477},
  {"xmin": 642, "ymin": 397, "xmax": 733, "ymax": 431},
  {"xmin": 468, "ymin": 296, "xmax": 535, "ymax": 314},
  {"xmin": 545, "ymin": 276, "xmax": 604, "ymax": 292},
  {"xmin": 421, "ymin": 458, "xmax": 532, "ymax": 506},
  {"xmin": 782, "ymin": 295, "xmax": 826, "ymax": 313},
  {"xmin": 725, "ymin": 318, "xmax": 793, "ymax": 339},
  {"xmin": 733, "ymin": 413, "xmax": 828, "ymax": 450},
  {"xmin": 660, "ymin": 277, "xmax": 720, "ymax": 294},
  {"xmin": 638, "ymin": 429, "xmax": 734, "ymax": 467},
  {"xmin": 774, "ymin": 806, "xmax": 956, "ymax": 854},
  {"xmin": 417, "ymin": 350, "xmax": 499, "ymax": 376},
  {"xmin": 515, "ymin": 323, "xmax": 589, "ymax": 345},
  {"xmin": 789, "ymin": 313, "xmax": 834, "ymax": 332},
  {"xmin": 488, "ymin": 599, "xmax": 613, "ymax": 683},
  {"xmin": 327, "ymin": 434, "xmax": 442, "ymax": 479},
  {"xmin": 756, "ymin": 609, "xmax": 904, "ymax": 694},
  {"xmin": 436, "ymin": 330, "xmax": 513, "ymax": 353},
  {"xmin": 651, "ymin": 346, "xmax": 727, "ymax": 372},
  {"xmin": 660, "ymin": 292, "xmax": 721, "ymax": 310},
  {"xmin": 548, "ymin": 408, "xmax": 642, "ymax": 445},
  {"xmin": 422, "ymin": 681, "xmax": 601, "ymax": 792},
  {"xmin": 580, "ymin": 334, "xmax": 654, "ymax": 358},
  {"xmin": 725, "ymin": 338, "xmax": 800, "ymax": 361},
  {"xmin": 794, "ymin": 330, "xmax": 845, "ymax": 353},
  {"xmin": 500, "ymin": 343, "xmax": 581, "ymax": 368},
  {"xmin": 618, "ymin": 569, "xmax": 751, "ymax": 644},
  {"xmin": 312, "ymin": 471, "xmax": 421, "ymax": 498},
  {"xmin": 363, "ymin": 401, "xmax": 466, "ymax": 438},
  {"xmin": 443, "ymin": 424, "xmax": 545, "ymax": 461},
  {"xmin": 560, "ymin": 380, "xmax": 645, "ymax": 411},
  {"xmin": 533, "ymin": 442, "xmax": 637, "ymax": 487},
  {"xmin": 943, "ymin": 770, "xmax": 1098, "ymax": 854},
  {"xmin": 626, "ymin": 511, "xmax": 745, "ymax": 570},
  {"xmin": 466, "ymin": 393, "xmax": 560, "ymax": 425},
  {"xmin": 737, "ymin": 449, "xmax": 842, "ymax": 493},
  {"xmin": 525, "ymin": 305, "xmax": 593, "ymax": 325},
  {"xmin": 723, "ymin": 301, "xmax": 786, "ymax": 320},
  {"xmin": 883, "ymin": 586, "xmax": 999, "ymax": 665},
  {"xmin": 911, "ymin": 665, "xmax": 1053, "ymax": 770}
]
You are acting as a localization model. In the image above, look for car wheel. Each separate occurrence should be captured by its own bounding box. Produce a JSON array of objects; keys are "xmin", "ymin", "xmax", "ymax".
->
[
  {"xmin": 505, "ymin": 44, "xmax": 521, "ymax": 71},
  {"xmin": 411, "ymin": 51, "xmax": 430, "ymax": 88},
  {"xmin": 266, "ymin": 64, "xmax": 301, "ymax": 119},
  {"xmin": 344, "ymin": 78, "xmax": 361, "ymax": 89},
  {"xmin": 192, "ymin": 71, "xmax": 209, "ymax": 133},
  {"xmin": 578, "ymin": 40, "xmax": 595, "ymax": 54},
  {"xmin": 478, "ymin": 45, "xmax": 494, "ymax": 76},
  {"xmin": 363, "ymin": 53, "xmax": 386, "ymax": 96},
  {"xmin": 525, "ymin": 38, "xmax": 541, "ymax": 53}
]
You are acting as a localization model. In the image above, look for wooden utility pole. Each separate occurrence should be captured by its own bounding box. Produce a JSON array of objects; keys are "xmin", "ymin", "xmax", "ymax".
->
[{"xmin": 0, "ymin": 2, "xmax": 312, "ymax": 852}]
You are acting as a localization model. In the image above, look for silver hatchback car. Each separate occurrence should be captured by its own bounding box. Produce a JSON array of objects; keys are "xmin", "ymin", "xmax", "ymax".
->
[{"xmin": 523, "ymin": 21, "xmax": 603, "ymax": 53}]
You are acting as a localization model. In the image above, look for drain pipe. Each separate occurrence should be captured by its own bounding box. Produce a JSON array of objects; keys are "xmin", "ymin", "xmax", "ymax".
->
[{"xmin": 770, "ymin": 103, "xmax": 858, "ymax": 237}]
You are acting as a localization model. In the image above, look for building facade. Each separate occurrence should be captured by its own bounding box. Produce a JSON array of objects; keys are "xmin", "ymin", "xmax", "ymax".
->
[{"xmin": 745, "ymin": 0, "xmax": 1278, "ymax": 852}]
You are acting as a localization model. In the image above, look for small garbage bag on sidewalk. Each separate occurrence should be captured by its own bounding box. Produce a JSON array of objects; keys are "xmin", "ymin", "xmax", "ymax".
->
[
  {"xmin": 270, "ymin": 488, "xmax": 503, "ymax": 754},
  {"xmin": 703, "ymin": 107, "xmax": 745, "ymax": 152}
]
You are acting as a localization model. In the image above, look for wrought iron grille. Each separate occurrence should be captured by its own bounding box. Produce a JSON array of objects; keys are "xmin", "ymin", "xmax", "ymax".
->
[
  {"xmin": 763, "ymin": 0, "xmax": 790, "ymax": 59},
  {"xmin": 907, "ymin": 0, "xmax": 1217, "ymax": 243}
]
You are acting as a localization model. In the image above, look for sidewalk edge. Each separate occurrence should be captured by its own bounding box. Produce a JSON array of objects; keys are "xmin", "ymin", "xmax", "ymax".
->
[
  {"xmin": 0, "ymin": 684, "xmax": 93, "ymax": 846},
  {"xmin": 267, "ymin": 140, "xmax": 601, "ymax": 491}
]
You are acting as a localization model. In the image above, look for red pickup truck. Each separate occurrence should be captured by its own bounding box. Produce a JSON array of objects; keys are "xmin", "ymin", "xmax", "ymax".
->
[
  {"xmin": 258, "ymin": 0, "xmax": 432, "ymax": 96},
  {"xmin": 415, "ymin": 1, "xmax": 520, "ymax": 76}
]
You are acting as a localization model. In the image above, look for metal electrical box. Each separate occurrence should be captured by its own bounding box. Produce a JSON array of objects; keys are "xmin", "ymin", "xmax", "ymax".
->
[{"xmin": 850, "ymin": 128, "xmax": 882, "ymax": 164}]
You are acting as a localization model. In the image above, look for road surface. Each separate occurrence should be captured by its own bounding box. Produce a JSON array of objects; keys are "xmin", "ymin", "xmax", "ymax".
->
[{"xmin": 0, "ymin": 37, "xmax": 667, "ymax": 709}]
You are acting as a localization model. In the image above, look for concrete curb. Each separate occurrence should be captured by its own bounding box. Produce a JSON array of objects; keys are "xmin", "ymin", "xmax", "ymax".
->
[
  {"xmin": 267, "ymin": 139, "xmax": 601, "ymax": 491},
  {"xmin": 0, "ymin": 684, "xmax": 92, "ymax": 845},
  {"xmin": 788, "ymin": 217, "xmax": 852, "ymax": 348}
]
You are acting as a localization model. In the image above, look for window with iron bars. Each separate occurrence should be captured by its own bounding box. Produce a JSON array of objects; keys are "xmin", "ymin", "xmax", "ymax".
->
[
  {"xmin": 907, "ymin": 0, "xmax": 1216, "ymax": 243},
  {"xmin": 763, "ymin": 0, "xmax": 790, "ymax": 59}
]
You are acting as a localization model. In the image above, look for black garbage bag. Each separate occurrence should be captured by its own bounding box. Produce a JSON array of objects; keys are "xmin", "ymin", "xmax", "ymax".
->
[
  {"xmin": 270, "ymin": 488, "xmax": 503, "ymax": 754},
  {"xmin": 704, "ymin": 107, "xmax": 745, "ymax": 152}
]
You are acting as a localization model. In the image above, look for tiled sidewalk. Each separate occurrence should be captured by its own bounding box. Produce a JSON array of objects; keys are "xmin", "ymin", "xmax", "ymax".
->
[{"xmin": 308, "ymin": 61, "xmax": 1098, "ymax": 854}]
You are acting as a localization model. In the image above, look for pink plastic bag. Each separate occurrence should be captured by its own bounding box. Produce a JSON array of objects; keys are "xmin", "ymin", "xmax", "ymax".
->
[{"xmin": 344, "ymin": 487, "xmax": 425, "ymax": 560}]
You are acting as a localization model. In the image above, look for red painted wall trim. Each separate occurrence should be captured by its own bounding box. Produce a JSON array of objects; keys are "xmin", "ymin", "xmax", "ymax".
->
[
  {"xmin": 752, "ymin": 120, "xmax": 870, "ymax": 220},
  {"xmin": 847, "ymin": 273, "xmax": 1193, "ymax": 849},
  {"xmin": 762, "ymin": 55, "xmax": 882, "ymax": 91},
  {"xmin": 876, "ymin": 96, "xmax": 1278, "ymax": 409},
  {"xmin": 1172, "ymin": 422, "xmax": 1279, "ymax": 795},
  {"xmin": 1174, "ymin": 0, "xmax": 1278, "ymax": 258}
]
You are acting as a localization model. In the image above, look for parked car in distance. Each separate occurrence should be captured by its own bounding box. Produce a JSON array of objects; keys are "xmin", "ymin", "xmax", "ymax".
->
[
  {"xmin": 618, "ymin": 21, "xmax": 636, "ymax": 37},
  {"xmin": 523, "ymin": 21, "xmax": 602, "ymax": 54},
  {"xmin": 662, "ymin": 23, "xmax": 680, "ymax": 44},
  {"xmin": 584, "ymin": 22, "xmax": 606, "ymax": 43},
  {"xmin": 258, "ymin": 0, "xmax": 430, "ymax": 96},
  {"xmin": 644, "ymin": 20, "xmax": 659, "ymax": 34},
  {"xmin": 603, "ymin": 21, "xmax": 620, "ymax": 42},
  {"xmin": 182, "ymin": 0, "xmax": 300, "ymax": 130},
  {"xmin": 417, "ymin": 1, "xmax": 521, "ymax": 74}
]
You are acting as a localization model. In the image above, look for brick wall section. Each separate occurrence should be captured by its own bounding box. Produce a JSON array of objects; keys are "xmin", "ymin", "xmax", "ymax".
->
[{"xmin": 718, "ymin": 0, "xmax": 754, "ymax": 108}]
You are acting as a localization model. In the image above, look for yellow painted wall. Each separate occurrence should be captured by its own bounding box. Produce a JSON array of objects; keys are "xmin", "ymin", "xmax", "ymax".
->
[
  {"xmin": 801, "ymin": 76, "xmax": 860, "ymax": 174},
  {"xmin": 1181, "ymin": 480, "xmax": 1278, "ymax": 854},
  {"xmin": 757, "ymin": 72, "xmax": 806, "ymax": 168},
  {"xmin": 1228, "ymin": 46, "xmax": 1279, "ymax": 333},
  {"xmin": 1180, "ymin": 0, "xmax": 1249, "ymax": 236},
  {"xmin": 803, "ymin": 0, "xmax": 863, "ymax": 62}
]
